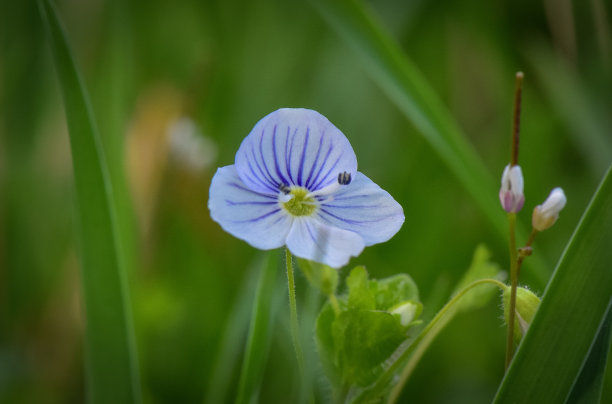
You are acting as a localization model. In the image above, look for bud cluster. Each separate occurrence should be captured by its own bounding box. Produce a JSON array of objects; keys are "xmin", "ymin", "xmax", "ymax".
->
[{"xmin": 498, "ymin": 166, "xmax": 566, "ymax": 232}]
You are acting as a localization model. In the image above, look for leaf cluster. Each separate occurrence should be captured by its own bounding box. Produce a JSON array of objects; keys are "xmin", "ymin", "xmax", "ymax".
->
[{"xmin": 315, "ymin": 266, "xmax": 422, "ymax": 392}]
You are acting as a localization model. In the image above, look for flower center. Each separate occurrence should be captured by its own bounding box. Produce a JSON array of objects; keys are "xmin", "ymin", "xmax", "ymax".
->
[{"xmin": 282, "ymin": 187, "xmax": 316, "ymax": 216}]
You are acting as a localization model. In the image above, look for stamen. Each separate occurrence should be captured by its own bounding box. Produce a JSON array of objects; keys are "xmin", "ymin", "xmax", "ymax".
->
[
  {"xmin": 308, "ymin": 171, "xmax": 353, "ymax": 199},
  {"xmin": 338, "ymin": 171, "xmax": 351, "ymax": 185},
  {"xmin": 281, "ymin": 187, "xmax": 317, "ymax": 216},
  {"xmin": 279, "ymin": 183, "xmax": 291, "ymax": 195}
]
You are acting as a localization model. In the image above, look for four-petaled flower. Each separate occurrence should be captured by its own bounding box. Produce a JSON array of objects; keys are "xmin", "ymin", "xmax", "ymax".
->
[{"xmin": 208, "ymin": 108, "xmax": 404, "ymax": 268}]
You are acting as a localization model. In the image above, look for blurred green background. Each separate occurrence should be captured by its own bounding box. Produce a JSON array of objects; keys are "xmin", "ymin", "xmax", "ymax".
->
[{"xmin": 1, "ymin": 0, "xmax": 611, "ymax": 403}]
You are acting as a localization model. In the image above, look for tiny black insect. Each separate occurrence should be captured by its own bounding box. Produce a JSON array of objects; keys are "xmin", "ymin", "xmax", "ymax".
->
[
  {"xmin": 279, "ymin": 183, "xmax": 291, "ymax": 194},
  {"xmin": 337, "ymin": 171, "xmax": 351, "ymax": 185}
]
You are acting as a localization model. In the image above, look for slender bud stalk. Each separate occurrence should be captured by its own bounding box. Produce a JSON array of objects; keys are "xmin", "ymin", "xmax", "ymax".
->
[{"xmin": 504, "ymin": 72, "xmax": 525, "ymax": 370}]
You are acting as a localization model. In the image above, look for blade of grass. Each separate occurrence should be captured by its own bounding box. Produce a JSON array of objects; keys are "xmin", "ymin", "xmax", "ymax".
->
[
  {"xmin": 204, "ymin": 258, "xmax": 260, "ymax": 404},
  {"xmin": 39, "ymin": 1, "xmax": 141, "ymax": 403},
  {"xmin": 309, "ymin": 0, "xmax": 549, "ymax": 286},
  {"xmin": 92, "ymin": 0, "xmax": 138, "ymax": 280},
  {"xmin": 566, "ymin": 299, "xmax": 612, "ymax": 404},
  {"xmin": 235, "ymin": 251, "xmax": 281, "ymax": 404},
  {"xmin": 494, "ymin": 164, "xmax": 612, "ymax": 403},
  {"xmin": 205, "ymin": 253, "xmax": 286, "ymax": 404}
]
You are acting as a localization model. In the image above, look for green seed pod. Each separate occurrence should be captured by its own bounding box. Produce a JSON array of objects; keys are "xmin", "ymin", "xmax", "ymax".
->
[{"xmin": 503, "ymin": 287, "xmax": 541, "ymax": 344}]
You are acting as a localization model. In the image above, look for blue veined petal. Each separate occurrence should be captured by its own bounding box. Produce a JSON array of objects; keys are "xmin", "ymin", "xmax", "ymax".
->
[
  {"xmin": 286, "ymin": 217, "xmax": 365, "ymax": 268},
  {"xmin": 316, "ymin": 172, "xmax": 404, "ymax": 246},
  {"xmin": 235, "ymin": 108, "xmax": 357, "ymax": 194},
  {"xmin": 208, "ymin": 165, "xmax": 292, "ymax": 249}
]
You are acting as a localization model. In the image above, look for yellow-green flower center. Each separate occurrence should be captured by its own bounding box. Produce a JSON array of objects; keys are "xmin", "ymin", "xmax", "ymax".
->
[{"xmin": 282, "ymin": 187, "xmax": 316, "ymax": 216}]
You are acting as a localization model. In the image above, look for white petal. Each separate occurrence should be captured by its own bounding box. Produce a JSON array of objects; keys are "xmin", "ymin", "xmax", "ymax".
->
[
  {"xmin": 208, "ymin": 165, "xmax": 292, "ymax": 249},
  {"xmin": 540, "ymin": 187, "xmax": 566, "ymax": 215},
  {"xmin": 315, "ymin": 172, "xmax": 404, "ymax": 246},
  {"xmin": 235, "ymin": 108, "xmax": 357, "ymax": 194},
  {"xmin": 286, "ymin": 218, "xmax": 365, "ymax": 268}
]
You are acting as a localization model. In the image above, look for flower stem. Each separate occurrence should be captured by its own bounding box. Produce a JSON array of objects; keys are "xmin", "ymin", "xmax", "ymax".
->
[
  {"xmin": 517, "ymin": 229, "xmax": 538, "ymax": 274},
  {"xmin": 387, "ymin": 278, "xmax": 507, "ymax": 404},
  {"xmin": 285, "ymin": 248, "xmax": 305, "ymax": 376},
  {"xmin": 511, "ymin": 72, "xmax": 524, "ymax": 166},
  {"xmin": 505, "ymin": 213, "xmax": 519, "ymax": 370}
]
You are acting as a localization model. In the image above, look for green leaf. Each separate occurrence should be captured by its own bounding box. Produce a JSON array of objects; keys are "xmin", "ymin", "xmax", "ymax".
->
[
  {"xmin": 566, "ymin": 299, "xmax": 612, "ymax": 404},
  {"xmin": 332, "ymin": 308, "xmax": 406, "ymax": 387},
  {"xmin": 374, "ymin": 275, "xmax": 420, "ymax": 311},
  {"xmin": 235, "ymin": 251, "xmax": 281, "ymax": 404},
  {"xmin": 316, "ymin": 267, "xmax": 422, "ymax": 391},
  {"xmin": 309, "ymin": 0, "xmax": 549, "ymax": 286},
  {"xmin": 316, "ymin": 300, "xmax": 343, "ymax": 387},
  {"xmin": 454, "ymin": 244, "xmax": 504, "ymax": 311},
  {"xmin": 494, "ymin": 164, "xmax": 612, "ymax": 403},
  {"xmin": 297, "ymin": 258, "xmax": 339, "ymax": 296},
  {"xmin": 347, "ymin": 266, "xmax": 375, "ymax": 310},
  {"xmin": 38, "ymin": 1, "xmax": 141, "ymax": 403},
  {"xmin": 351, "ymin": 245, "xmax": 504, "ymax": 404},
  {"xmin": 204, "ymin": 258, "xmax": 261, "ymax": 404}
]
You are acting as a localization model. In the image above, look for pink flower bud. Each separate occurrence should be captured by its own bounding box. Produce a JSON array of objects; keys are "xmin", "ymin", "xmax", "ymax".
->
[
  {"xmin": 499, "ymin": 164, "xmax": 525, "ymax": 213},
  {"xmin": 532, "ymin": 188, "xmax": 566, "ymax": 231}
]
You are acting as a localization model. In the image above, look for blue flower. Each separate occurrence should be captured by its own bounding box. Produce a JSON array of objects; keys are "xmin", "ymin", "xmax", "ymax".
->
[{"xmin": 208, "ymin": 108, "xmax": 404, "ymax": 268}]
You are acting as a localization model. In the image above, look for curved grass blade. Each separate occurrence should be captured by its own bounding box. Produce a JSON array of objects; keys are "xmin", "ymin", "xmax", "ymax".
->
[
  {"xmin": 235, "ymin": 251, "xmax": 281, "ymax": 404},
  {"xmin": 91, "ymin": 0, "xmax": 138, "ymax": 280},
  {"xmin": 494, "ymin": 164, "xmax": 612, "ymax": 403},
  {"xmin": 566, "ymin": 299, "xmax": 612, "ymax": 404},
  {"xmin": 309, "ymin": 0, "xmax": 549, "ymax": 286},
  {"xmin": 38, "ymin": 1, "xmax": 141, "ymax": 402}
]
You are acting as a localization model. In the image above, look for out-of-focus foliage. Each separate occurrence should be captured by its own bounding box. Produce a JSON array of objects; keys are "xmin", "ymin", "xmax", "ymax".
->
[{"xmin": 1, "ymin": 0, "xmax": 610, "ymax": 403}]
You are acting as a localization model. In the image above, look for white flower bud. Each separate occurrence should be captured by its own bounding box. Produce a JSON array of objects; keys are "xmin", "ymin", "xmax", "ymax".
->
[
  {"xmin": 390, "ymin": 301, "xmax": 421, "ymax": 327},
  {"xmin": 499, "ymin": 164, "xmax": 525, "ymax": 213},
  {"xmin": 532, "ymin": 187, "xmax": 566, "ymax": 231}
]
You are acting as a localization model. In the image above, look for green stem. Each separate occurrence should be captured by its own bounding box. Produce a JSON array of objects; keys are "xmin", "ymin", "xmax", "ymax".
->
[
  {"xmin": 285, "ymin": 248, "xmax": 305, "ymax": 375},
  {"xmin": 326, "ymin": 277, "xmax": 499, "ymax": 404},
  {"xmin": 387, "ymin": 278, "xmax": 507, "ymax": 404},
  {"xmin": 511, "ymin": 72, "xmax": 524, "ymax": 166},
  {"xmin": 505, "ymin": 213, "xmax": 519, "ymax": 370},
  {"xmin": 517, "ymin": 229, "xmax": 538, "ymax": 274}
]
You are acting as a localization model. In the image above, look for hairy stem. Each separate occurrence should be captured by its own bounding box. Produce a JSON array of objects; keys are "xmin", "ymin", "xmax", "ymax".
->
[
  {"xmin": 386, "ymin": 278, "xmax": 507, "ymax": 404},
  {"xmin": 285, "ymin": 248, "xmax": 305, "ymax": 374},
  {"xmin": 511, "ymin": 72, "xmax": 524, "ymax": 166},
  {"xmin": 505, "ymin": 213, "xmax": 519, "ymax": 369}
]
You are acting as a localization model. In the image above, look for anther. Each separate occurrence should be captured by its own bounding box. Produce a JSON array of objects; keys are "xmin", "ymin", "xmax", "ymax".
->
[
  {"xmin": 279, "ymin": 183, "xmax": 291, "ymax": 194},
  {"xmin": 337, "ymin": 171, "xmax": 351, "ymax": 185}
]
